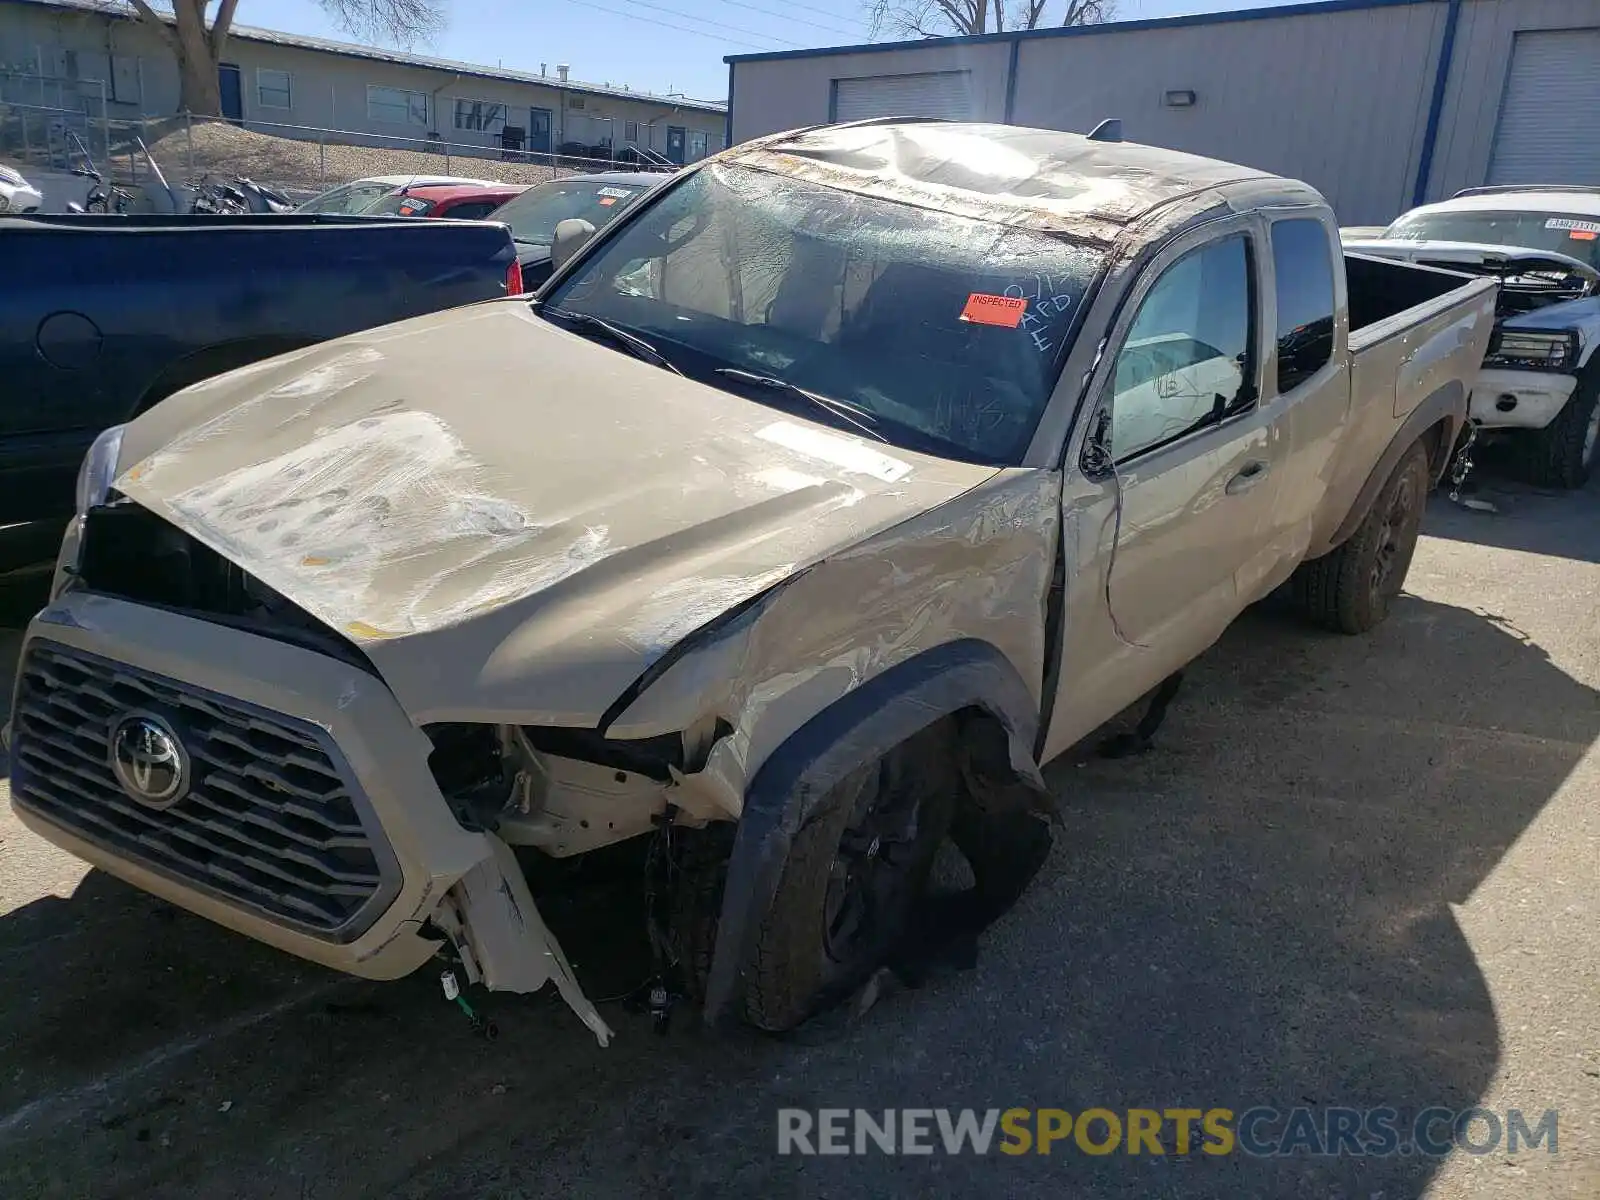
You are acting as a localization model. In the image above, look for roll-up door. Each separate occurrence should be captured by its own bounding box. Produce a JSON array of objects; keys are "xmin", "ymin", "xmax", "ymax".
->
[
  {"xmin": 832, "ymin": 71, "xmax": 975, "ymax": 123},
  {"xmin": 1488, "ymin": 29, "xmax": 1600, "ymax": 185}
]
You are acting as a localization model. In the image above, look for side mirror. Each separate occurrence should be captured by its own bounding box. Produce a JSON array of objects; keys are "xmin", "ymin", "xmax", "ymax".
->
[{"xmin": 550, "ymin": 218, "xmax": 597, "ymax": 273}]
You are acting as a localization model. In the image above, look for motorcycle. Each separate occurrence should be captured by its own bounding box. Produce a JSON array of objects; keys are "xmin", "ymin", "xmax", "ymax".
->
[
  {"xmin": 64, "ymin": 134, "xmax": 134, "ymax": 214},
  {"xmin": 67, "ymin": 167, "xmax": 133, "ymax": 213},
  {"xmin": 190, "ymin": 173, "xmax": 295, "ymax": 214}
]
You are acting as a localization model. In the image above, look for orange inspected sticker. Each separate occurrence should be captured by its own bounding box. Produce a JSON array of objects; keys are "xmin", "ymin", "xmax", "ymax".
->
[{"xmin": 960, "ymin": 293, "xmax": 1028, "ymax": 328}]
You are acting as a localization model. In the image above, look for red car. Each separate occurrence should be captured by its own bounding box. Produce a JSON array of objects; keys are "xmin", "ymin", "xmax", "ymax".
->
[{"xmin": 366, "ymin": 183, "xmax": 528, "ymax": 221}]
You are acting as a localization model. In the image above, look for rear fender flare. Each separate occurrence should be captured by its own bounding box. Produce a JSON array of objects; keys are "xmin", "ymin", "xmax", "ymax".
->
[
  {"xmin": 701, "ymin": 638, "xmax": 1044, "ymax": 1024},
  {"xmin": 1326, "ymin": 379, "xmax": 1464, "ymax": 552}
]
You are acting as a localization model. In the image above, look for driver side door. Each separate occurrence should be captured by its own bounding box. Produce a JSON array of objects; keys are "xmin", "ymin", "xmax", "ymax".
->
[{"xmin": 1044, "ymin": 218, "xmax": 1287, "ymax": 759}]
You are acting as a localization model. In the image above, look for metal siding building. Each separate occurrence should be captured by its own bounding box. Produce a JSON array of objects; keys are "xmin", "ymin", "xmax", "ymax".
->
[{"xmin": 725, "ymin": 0, "xmax": 1600, "ymax": 225}]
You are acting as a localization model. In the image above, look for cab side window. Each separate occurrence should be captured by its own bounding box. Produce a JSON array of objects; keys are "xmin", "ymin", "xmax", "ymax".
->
[
  {"xmin": 1107, "ymin": 234, "xmax": 1255, "ymax": 463},
  {"xmin": 1270, "ymin": 218, "xmax": 1336, "ymax": 391}
]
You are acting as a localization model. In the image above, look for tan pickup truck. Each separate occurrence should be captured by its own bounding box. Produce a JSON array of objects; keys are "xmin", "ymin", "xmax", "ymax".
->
[{"xmin": 8, "ymin": 121, "xmax": 1496, "ymax": 1044}]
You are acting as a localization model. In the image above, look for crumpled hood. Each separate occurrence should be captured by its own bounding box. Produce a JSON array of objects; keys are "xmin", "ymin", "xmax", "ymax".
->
[
  {"xmin": 1500, "ymin": 292, "xmax": 1600, "ymax": 334},
  {"xmin": 1346, "ymin": 237, "xmax": 1599, "ymax": 277},
  {"xmin": 115, "ymin": 301, "xmax": 996, "ymax": 724}
]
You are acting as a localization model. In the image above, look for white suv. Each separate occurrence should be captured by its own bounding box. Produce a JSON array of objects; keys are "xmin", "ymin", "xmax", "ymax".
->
[
  {"xmin": 0, "ymin": 163, "xmax": 43, "ymax": 214},
  {"xmin": 1348, "ymin": 186, "xmax": 1600, "ymax": 488}
]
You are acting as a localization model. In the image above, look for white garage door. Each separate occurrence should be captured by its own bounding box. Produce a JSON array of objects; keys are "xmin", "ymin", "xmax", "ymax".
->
[
  {"xmin": 1487, "ymin": 29, "xmax": 1600, "ymax": 185},
  {"xmin": 832, "ymin": 72, "xmax": 975, "ymax": 123}
]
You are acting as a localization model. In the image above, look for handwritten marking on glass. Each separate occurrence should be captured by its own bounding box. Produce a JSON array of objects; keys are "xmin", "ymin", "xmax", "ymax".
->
[{"xmin": 1004, "ymin": 275, "xmax": 1076, "ymax": 355}]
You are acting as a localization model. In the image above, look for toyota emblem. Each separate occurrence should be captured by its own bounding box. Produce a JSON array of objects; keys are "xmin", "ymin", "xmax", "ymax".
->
[{"xmin": 108, "ymin": 714, "xmax": 189, "ymax": 808}]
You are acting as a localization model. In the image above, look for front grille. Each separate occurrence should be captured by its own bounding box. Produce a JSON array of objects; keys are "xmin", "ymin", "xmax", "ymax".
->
[{"xmin": 10, "ymin": 641, "xmax": 398, "ymax": 939}]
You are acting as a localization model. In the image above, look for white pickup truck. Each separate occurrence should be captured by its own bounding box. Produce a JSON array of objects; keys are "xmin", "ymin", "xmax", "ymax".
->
[
  {"xmin": 1348, "ymin": 185, "xmax": 1600, "ymax": 488},
  {"xmin": 8, "ymin": 121, "xmax": 1497, "ymax": 1041}
]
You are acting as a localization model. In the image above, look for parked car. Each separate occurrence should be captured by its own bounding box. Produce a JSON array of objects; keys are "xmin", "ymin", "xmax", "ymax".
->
[
  {"xmin": 0, "ymin": 211, "xmax": 521, "ymax": 529},
  {"xmin": 8, "ymin": 123, "xmax": 1495, "ymax": 1046},
  {"xmin": 364, "ymin": 182, "xmax": 527, "ymax": 221},
  {"xmin": 295, "ymin": 174, "xmax": 501, "ymax": 215},
  {"xmin": 1346, "ymin": 185, "xmax": 1600, "ymax": 487},
  {"xmin": 485, "ymin": 171, "xmax": 670, "ymax": 288},
  {"xmin": 0, "ymin": 163, "xmax": 42, "ymax": 213}
]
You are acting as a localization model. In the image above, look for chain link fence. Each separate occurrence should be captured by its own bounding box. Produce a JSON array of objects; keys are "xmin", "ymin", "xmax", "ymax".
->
[
  {"xmin": 0, "ymin": 69, "xmax": 110, "ymax": 170},
  {"xmin": 142, "ymin": 113, "xmax": 674, "ymax": 203}
]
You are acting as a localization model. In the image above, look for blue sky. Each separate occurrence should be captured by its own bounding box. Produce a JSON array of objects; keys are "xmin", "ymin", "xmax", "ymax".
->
[{"xmin": 236, "ymin": 0, "xmax": 1296, "ymax": 101}]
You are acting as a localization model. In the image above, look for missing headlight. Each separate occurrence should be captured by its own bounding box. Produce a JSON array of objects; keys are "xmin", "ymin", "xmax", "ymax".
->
[{"xmin": 424, "ymin": 723, "xmax": 687, "ymax": 837}]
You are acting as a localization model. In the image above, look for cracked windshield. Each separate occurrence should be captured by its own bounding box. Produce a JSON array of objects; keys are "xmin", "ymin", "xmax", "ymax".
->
[{"xmin": 544, "ymin": 162, "xmax": 1100, "ymax": 463}]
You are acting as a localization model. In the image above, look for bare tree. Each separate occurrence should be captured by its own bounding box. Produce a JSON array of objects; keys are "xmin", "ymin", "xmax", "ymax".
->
[
  {"xmin": 866, "ymin": 0, "xmax": 1114, "ymax": 38},
  {"xmin": 120, "ymin": 0, "xmax": 447, "ymax": 117}
]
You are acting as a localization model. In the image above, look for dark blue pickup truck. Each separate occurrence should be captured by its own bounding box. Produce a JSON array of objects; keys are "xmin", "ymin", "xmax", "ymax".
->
[{"xmin": 0, "ymin": 212, "xmax": 520, "ymax": 537}]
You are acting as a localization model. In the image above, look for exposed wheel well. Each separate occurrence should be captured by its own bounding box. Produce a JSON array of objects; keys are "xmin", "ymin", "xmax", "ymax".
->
[{"xmin": 1421, "ymin": 415, "xmax": 1458, "ymax": 483}]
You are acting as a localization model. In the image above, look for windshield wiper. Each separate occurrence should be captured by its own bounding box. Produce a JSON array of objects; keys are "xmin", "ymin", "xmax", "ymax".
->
[
  {"xmin": 543, "ymin": 308, "xmax": 682, "ymax": 375},
  {"xmin": 511, "ymin": 237, "xmax": 548, "ymax": 246},
  {"xmin": 714, "ymin": 368, "xmax": 888, "ymax": 443}
]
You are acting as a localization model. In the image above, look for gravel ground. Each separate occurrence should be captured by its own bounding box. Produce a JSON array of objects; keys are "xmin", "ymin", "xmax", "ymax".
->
[{"xmin": 0, "ymin": 469, "xmax": 1595, "ymax": 1199}]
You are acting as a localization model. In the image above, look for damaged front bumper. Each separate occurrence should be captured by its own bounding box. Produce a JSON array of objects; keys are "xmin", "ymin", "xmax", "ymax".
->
[
  {"xmin": 7, "ymin": 593, "xmax": 612, "ymax": 1045},
  {"xmin": 1468, "ymin": 368, "xmax": 1577, "ymax": 430}
]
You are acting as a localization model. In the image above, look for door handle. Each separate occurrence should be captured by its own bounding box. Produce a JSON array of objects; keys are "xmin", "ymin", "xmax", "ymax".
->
[{"xmin": 1225, "ymin": 460, "xmax": 1270, "ymax": 495}]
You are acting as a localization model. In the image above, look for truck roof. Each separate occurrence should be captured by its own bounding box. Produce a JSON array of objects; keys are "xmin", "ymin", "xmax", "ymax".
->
[
  {"xmin": 1413, "ymin": 189, "xmax": 1600, "ymax": 219},
  {"xmin": 392, "ymin": 183, "xmax": 527, "ymax": 203},
  {"xmin": 725, "ymin": 120, "xmax": 1316, "ymax": 243}
]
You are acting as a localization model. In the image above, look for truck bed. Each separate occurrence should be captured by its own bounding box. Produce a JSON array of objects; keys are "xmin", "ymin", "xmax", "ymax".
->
[
  {"xmin": 1345, "ymin": 252, "xmax": 1480, "ymax": 345},
  {"xmin": 1308, "ymin": 254, "xmax": 1497, "ymax": 556},
  {"xmin": 0, "ymin": 212, "xmax": 519, "ymax": 527}
]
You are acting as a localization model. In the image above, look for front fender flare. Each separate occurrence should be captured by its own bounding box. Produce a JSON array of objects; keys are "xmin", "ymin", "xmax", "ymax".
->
[{"xmin": 701, "ymin": 638, "xmax": 1044, "ymax": 1024}]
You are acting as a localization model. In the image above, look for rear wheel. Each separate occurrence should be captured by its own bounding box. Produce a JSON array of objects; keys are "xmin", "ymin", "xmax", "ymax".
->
[
  {"xmin": 743, "ymin": 732, "xmax": 955, "ymax": 1032},
  {"xmin": 1513, "ymin": 369, "xmax": 1599, "ymax": 490},
  {"xmin": 1293, "ymin": 442, "xmax": 1430, "ymax": 634}
]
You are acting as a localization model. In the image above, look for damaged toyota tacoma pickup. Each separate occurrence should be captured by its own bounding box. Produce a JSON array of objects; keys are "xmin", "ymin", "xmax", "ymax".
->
[{"xmin": 7, "ymin": 121, "xmax": 1496, "ymax": 1045}]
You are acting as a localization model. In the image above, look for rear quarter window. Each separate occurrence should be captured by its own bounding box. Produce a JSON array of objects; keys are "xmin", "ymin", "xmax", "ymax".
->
[{"xmin": 1270, "ymin": 218, "xmax": 1336, "ymax": 392}]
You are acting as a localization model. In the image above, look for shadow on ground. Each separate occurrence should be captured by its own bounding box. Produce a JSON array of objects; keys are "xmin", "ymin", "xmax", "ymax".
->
[
  {"xmin": 1422, "ymin": 451, "xmax": 1600, "ymax": 562},
  {"xmin": 1, "ymin": 575, "xmax": 1593, "ymax": 1199}
]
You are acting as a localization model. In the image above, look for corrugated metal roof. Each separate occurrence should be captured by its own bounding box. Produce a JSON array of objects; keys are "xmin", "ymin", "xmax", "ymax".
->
[{"xmin": 3, "ymin": 0, "xmax": 726, "ymax": 113}]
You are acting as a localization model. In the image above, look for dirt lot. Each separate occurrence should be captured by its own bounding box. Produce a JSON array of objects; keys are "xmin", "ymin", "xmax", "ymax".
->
[{"xmin": 0, "ymin": 472, "xmax": 1596, "ymax": 1199}]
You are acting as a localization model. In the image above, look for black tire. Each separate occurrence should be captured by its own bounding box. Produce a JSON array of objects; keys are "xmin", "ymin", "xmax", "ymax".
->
[
  {"xmin": 1293, "ymin": 441, "xmax": 1430, "ymax": 635},
  {"xmin": 1513, "ymin": 368, "xmax": 1600, "ymax": 490},
  {"xmin": 742, "ymin": 731, "xmax": 955, "ymax": 1032},
  {"xmin": 669, "ymin": 823, "xmax": 734, "ymax": 1009}
]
